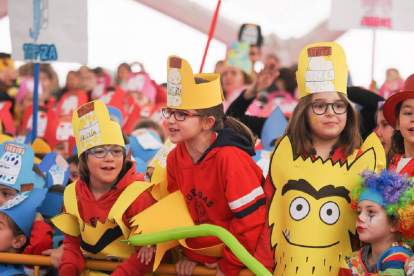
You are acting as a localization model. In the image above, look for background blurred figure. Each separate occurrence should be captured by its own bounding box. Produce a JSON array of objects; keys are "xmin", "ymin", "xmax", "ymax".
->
[
  {"xmin": 116, "ymin": 63, "xmax": 132, "ymax": 90},
  {"xmin": 379, "ymin": 68, "xmax": 404, "ymax": 99},
  {"xmin": 52, "ymin": 71, "xmax": 83, "ymax": 102}
]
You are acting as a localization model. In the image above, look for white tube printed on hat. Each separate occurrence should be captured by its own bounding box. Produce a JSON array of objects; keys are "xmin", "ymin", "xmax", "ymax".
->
[{"xmin": 0, "ymin": 144, "xmax": 25, "ymax": 185}]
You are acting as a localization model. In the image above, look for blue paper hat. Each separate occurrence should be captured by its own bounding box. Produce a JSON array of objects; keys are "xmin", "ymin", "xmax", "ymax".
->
[
  {"xmin": 129, "ymin": 130, "xmax": 163, "ymax": 162},
  {"xmin": 0, "ymin": 188, "xmax": 45, "ymax": 237},
  {"xmin": 38, "ymin": 152, "xmax": 70, "ymax": 188},
  {"xmin": 133, "ymin": 156, "xmax": 148, "ymax": 174},
  {"xmin": 358, "ymin": 188, "xmax": 384, "ymax": 206},
  {"xmin": 0, "ymin": 142, "xmax": 45, "ymax": 191},
  {"xmin": 252, "ymin": 149, "xmax": 271, "ymax": 178},
  {"xmin": 107, "ymin": 106, "xmax": 123, "ymax": 126},
  {"xmin": 37, "ymin": 191, "xmax": 64, "ymax": 218},
  {"xmin": 0, "ymin": 264, "xmax": 25, "ymax": 276},
  {"xmin": 261, "ymin": 107, "xmax": 287, "ymax": 151}
]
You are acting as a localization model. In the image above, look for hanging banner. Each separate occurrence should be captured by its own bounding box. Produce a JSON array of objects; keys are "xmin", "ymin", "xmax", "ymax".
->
[
  {"xmin": 328, "ymin": 0, "xmax": 414, "ymax": 31},
  {"xmin": 8, "ymin": 0, "xmax": 88, "ymax": 63}
]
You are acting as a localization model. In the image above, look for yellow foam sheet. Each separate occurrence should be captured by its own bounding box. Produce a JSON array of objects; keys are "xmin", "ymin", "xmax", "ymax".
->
[
  {"xmin": 148, "ymin": 138, "xmax": 176, "ymax": 186},
  {"xmin": 72, "ymin": 100, "xmax": 124, "ymax": 156},
  {"xmin": 296, "ymin": 42, "xmax": 348, "ymax": 99},
  {"xmin": 268, "ymin": 135, "xmax": 378, "ymax": 276},
  {"xmin": 166, "ymin": 56, "xmax": 224, "ymax": 110},
  {"xmin": 51, "ymin": 213, "xmax": 81, "ymax": 237},
  {"xmin": 130, "ymin": 191, "xmax": 223, "ymax": 270}
]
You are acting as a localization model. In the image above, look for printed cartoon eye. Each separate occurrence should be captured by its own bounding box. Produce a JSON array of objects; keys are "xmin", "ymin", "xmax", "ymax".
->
[
  {"xmin": 82, "ymin": 253, "xmax": 95, "ymax": 260},
  {"xmin": 320, "ymin": 201, "xmax": 340, "ymax": 225},
  {"xmin": 289, "ymin": 197, "xmax": 310, "ymax": 221},
  {"xmin": 105, "ymin": 255, "xmax": 122, "ymax": 262}
]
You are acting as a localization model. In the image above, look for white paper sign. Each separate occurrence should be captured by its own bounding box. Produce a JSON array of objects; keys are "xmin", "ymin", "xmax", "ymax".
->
[
  {"xmin": 329, "ymin": 0, "xmax": 414, "ymax": 31},
  {"xmin": 8, "ymin": 0, "xmax": 88, "ymax": 63}
]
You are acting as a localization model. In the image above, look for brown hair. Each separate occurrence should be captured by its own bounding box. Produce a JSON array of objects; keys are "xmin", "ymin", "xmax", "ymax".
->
[
  {"xmin": 0, "ymin": 213, "xmax": 27, "ymax": 252},
  {"xmin": 194, "ymin": 77, "xmax": 255, "ymax": 147},
  {"xmin": 390, "ymin": 102, "xmax": 405, "ymax": 156},
  {"xmin": 284, "ymin": 93, "xmax": 362, "ymax": 157},
  {"xmin": 134, "ymin": 119, "xmax": 167, "ymax": 142}
]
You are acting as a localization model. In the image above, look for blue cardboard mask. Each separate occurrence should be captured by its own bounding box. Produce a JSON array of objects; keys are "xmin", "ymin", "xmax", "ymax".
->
[
  {"xmin": 38, "ymin": 152, "xmax": 70, "ymax": 188},
  {"xmin": 0, "ymin": 142, "xmax": 45, "ymax": 191},
  {"xmin": 107, "ymin": 106, "xmax": 123, "ymax": 126},
  {"xmin": 37, "ymin": 191, "xmax": 64, "ymax": 219},
  {"xmin": 129, "ymin": 130, "xmax": 163, "ymax": 162},
  {"xmin": 261, "ymin": 107, "xmax": 287, "ymax": 151},
  {"xmin": 0, "ymin": 188, "xmax": 45, "ymax": 237}
]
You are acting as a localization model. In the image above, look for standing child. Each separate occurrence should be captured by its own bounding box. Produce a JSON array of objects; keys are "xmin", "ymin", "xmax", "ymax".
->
[
  {"xmin": 51, "ymin": 100, "xmax": 156, "ymax": 276},
  {"xmin": 164, "ymin": 56, "xmax": 266, "ymax": 276},
  {"xmin": 339, "ymin": 169, "xmax": 414, "ymax": 275},
  {"xmin": 383, "ymin": 74, "xmax": 414, "ymax": 176},
  {"xmin": 255, "ymin": 42, "xmax": 383, "ymax": 276}
]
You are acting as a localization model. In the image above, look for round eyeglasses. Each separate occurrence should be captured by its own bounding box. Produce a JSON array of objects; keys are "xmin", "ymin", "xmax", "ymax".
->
[
  {"xmin": 309, "ymin": 101, "xmax": 349, "ymax": 115},
  {"xmin": 161, "ymin": 108, "xmax": 203, "ymax": 121},
  {"xmin": 85, "ymin": 146, "xmax": 125, "ymax": 158}
]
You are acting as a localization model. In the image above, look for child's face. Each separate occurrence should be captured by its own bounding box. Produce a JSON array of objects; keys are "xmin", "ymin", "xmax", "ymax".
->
[
  {"xmin": 0, "ymin": 215, "xmax": 23, "ymax": 253},
  {"xmin": 165, "ymin": 109, "xmax": 205, "ymax": 144},
  {"xmin": 356, "ymin": 200, "xmax": 397, "ymax": 244},
  {"xmin": 53, "ymin": 142, "xmax": 69, "ymax": 159},
  {"xmin": 376, "ymin": 110, "xmax": 393, "ymax": 154},
  {"xmin": 69, "ymin": 162, "xmax": 79, "ymax": 183},
  {"xmin": 0, "ymin": 185, "xmax": 18, "ymax": 205},
  {"xmin": 396, "ymin": 99, "xmax": 414, "ymax": 146},
  {"xmin": 221, "ymin": 66, "xmax": 245, "ymax": 93},
  {"xmin": 306, "ymin": 92, "xmax": 347, "ymax": 143},
  {"xmin": 87, "ymin": 145, "xmax": 124, "ymax": 187}
]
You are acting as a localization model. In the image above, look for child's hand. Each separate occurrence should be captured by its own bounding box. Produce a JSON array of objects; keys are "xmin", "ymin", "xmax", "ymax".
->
[
  {"xmin": 175, "ymin": 257, "xmax": 198, "ymax": 276},
  {"xmin": 42, "ymin": 244, "xmax": 65, "ymax": 268},
  {"xmin": 34, "ymin": 212, "xmax": 44, "ymax": 222},
  {"xmin": 405, "ymin": 256, "xmax": 414, "ymax": 275},
  {"xmin": 137, "ymin": 245, "xmax": 156, "ymax": 265},
  {"xmin": 205, "ymin": 262, "xmax": 225, "ymax": 276},
  {"xmin": 244, "ymin": 68, "xmax": 280, "ymax": 100}
]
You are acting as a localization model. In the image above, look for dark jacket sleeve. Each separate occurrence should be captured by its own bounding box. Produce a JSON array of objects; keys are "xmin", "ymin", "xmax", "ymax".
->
[
  {"xmin": 226, "ymin": 90, "xmax": 267, "ymax": 138},
  {"xmin": 347, "ymin": 86, "xmax": 384, "ymax": 140}
]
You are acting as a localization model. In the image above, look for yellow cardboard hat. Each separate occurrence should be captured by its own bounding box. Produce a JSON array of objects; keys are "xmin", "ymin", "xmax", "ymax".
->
[
  {"xmin": 167, "ymin": 56, "xmax": 224, "ymax": 110},
  {"xmin": 296, "ymin": 42, "xmax": 348, "ymax": 99},
  {"xmin": 72, "ymin": 100, "xmax": 125, "ymax": 156}
]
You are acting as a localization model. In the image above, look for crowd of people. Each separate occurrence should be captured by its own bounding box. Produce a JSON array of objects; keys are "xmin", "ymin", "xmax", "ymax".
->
[{"xmin": 0, "ymin": 23, "xmax": 413, "ymax": 276}]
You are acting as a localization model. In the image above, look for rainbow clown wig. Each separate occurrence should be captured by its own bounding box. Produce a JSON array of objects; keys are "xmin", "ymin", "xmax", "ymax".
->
[{"xmin": 351, "ymin": 169, "xmax": 414, "ymax": 245}]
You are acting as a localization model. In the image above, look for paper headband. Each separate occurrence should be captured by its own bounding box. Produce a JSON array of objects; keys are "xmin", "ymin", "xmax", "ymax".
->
[
  {"xmin": 38, "ymin": 152, "xmax": 70, "ymax": 187},
  {"xmin": 225, "ymin": 42, "xmax": 252, "ymax": 75},
  {"xmin": 72, "ymin": 100, "xmax": 125, "ymax": 156},
  {"xmin": 296, "ymin": 42, "xmax": 348, "ymax": 99},
  {"xmin": 167, "ymin": 56, "xmax": 224, "ymax": 110},
  {"xmin": 238, "ymin": 24, "xmax": 262, "ymax": 47}
]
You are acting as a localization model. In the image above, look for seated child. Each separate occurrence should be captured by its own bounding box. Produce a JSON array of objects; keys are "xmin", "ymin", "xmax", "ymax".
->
[
  {"xmin": 339, "ymin": 169, "xmax": 414, "ymax": 275},
  {"xmin": 0, "ymin": 142, "xmax": 53, "ymax": 275}
]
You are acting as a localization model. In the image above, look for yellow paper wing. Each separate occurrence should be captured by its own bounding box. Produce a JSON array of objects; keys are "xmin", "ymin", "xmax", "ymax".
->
[
  {"xmin": 51, "ymin": 213, "xmax": 81, "ymax": 237},
  {"xmin": 360, "ymin": 133, "xmax": 386, "ymax": 172}
]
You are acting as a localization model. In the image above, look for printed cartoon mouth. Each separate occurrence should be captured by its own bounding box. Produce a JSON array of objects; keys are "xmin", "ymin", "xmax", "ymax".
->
[{"xmin": 282, "ymin": 228, "xmax": 339, "ymax": 248}]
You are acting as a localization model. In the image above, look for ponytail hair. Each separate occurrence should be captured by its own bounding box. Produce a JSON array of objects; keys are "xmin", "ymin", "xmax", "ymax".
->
[
  {"xmin": 195, "ymin": 104, "xmax": 256, "ymax": 147},
  {"xmin": 194, "ymin": 77, "xmax": 255, "ymax": 147}
]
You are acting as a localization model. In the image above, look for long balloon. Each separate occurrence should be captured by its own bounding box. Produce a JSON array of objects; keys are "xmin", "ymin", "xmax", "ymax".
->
[
  {"xmin": 123, "ymin": 224, "xmax": 271, "ymax": 276},
  {"xmin": 199, "ymin": 0, "xmax": 222, "ymax": 73}
]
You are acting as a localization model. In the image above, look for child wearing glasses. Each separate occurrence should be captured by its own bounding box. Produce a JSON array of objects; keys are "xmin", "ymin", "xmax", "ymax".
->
[
  {"xmin": 156, "ymin": 56, "xmax": 266, "ymax": 276},
  {"xmin": 254, "ymin": 42, "xmax": 367, "ymax": 273},
  {"xmin": 52, "ymin": 100, "xmax": 156, "ymax": 276}
]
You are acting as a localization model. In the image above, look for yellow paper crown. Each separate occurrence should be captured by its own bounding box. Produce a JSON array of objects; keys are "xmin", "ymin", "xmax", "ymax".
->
[
  {"xmin": 72, "ymin": 100, "xmax": 125, "ymax": 156},
  {"xmin": 167, "ymin": 56, "xmax": 224, "ymax": 110},
  {"xmin": 296, "ymin": 42, "xmax": 348, "ymax": 99}
]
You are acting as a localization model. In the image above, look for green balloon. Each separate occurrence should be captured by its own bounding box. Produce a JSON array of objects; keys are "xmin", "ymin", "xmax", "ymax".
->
[{"xmin": 122, "ymin": 224, "xmax": 271, "ymax": 276}]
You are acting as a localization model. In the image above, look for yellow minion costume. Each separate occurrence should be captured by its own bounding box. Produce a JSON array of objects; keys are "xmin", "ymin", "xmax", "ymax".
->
[{"xmin": 52, "ymin": 100, "xmax": 154, "ymax": 276}]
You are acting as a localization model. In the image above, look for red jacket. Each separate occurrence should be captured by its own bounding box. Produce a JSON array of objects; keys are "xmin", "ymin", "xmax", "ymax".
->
[
  {"xmin": 23, "ymin": 221, "xmax": 54, "ymax": 274},
  {"xmin": 59, "ymin": 161, "xmax": 156, "ymax": 276},
  {"xmin": 390, "ymin": 154, "xmax": 414, "ymax": 177},
  {"xmin": 167, "ymin": 129, "xmax": 266, "ymax": 276},
  {"xmin": 254, "ymin": 146, "xmax": 363, "ymax": 272}
]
